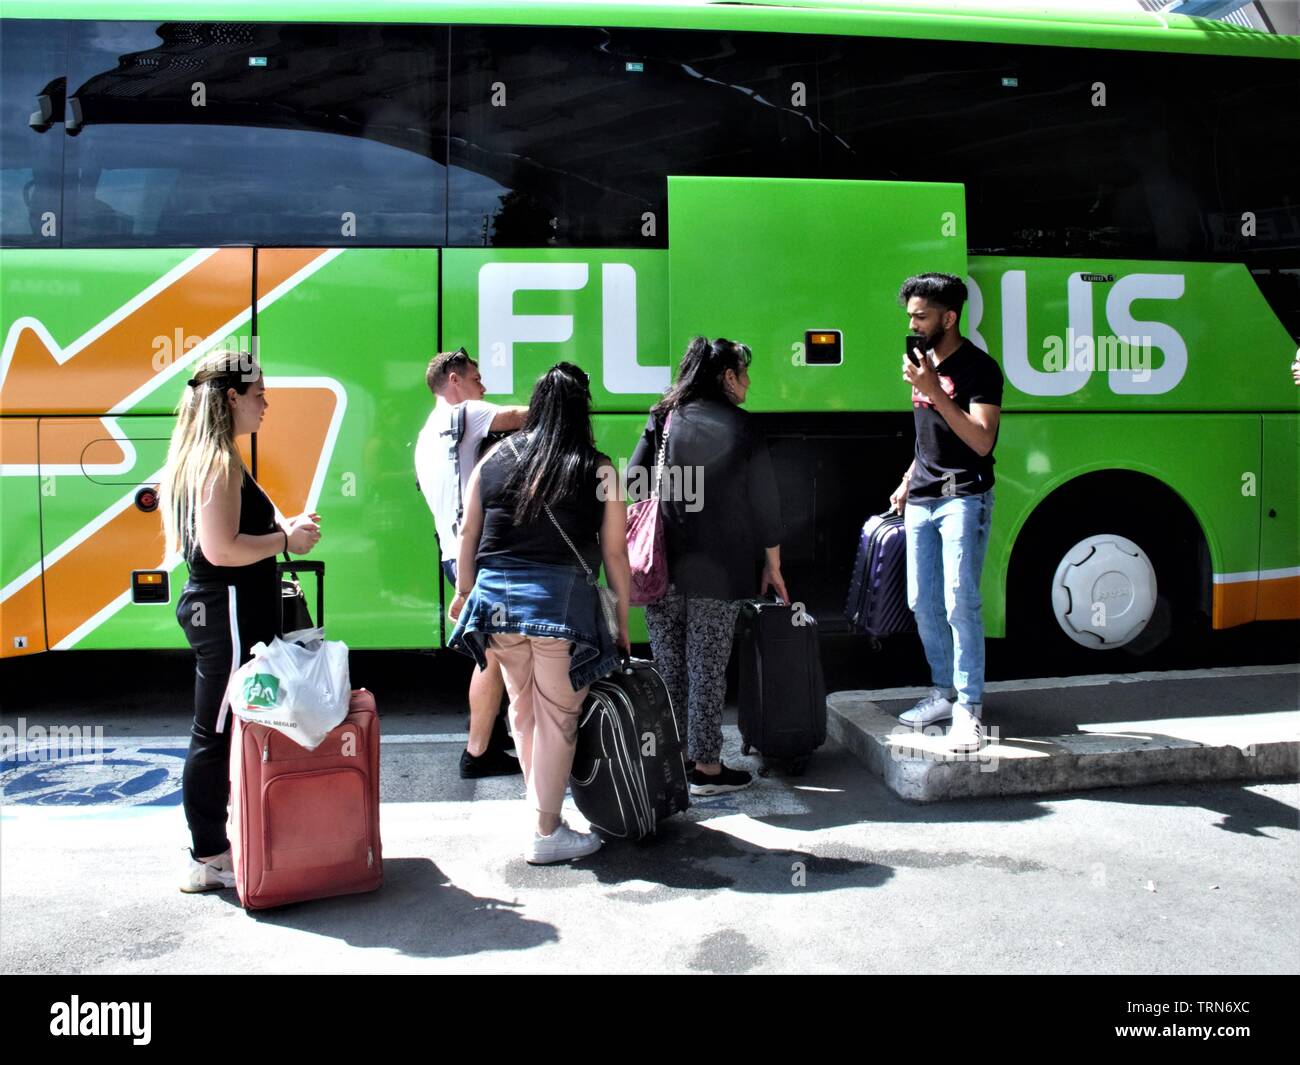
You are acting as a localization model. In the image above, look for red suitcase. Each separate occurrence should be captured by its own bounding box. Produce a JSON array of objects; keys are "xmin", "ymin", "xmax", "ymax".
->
[{"xmin": 230, "ymin": 688, "xmax": 383, "ymax": 910}]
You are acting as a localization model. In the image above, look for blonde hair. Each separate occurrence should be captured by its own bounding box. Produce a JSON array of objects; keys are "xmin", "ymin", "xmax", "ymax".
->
[{"xmin": 160, "ymin": 347, "xmax": 261, "ymax": 557}]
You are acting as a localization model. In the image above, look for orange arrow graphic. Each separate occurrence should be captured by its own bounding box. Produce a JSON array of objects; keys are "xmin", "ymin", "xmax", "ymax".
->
[
  {"xmin": 3, "ymin": 383, "xmax": 341, "ymax": 657},
  {"xmin": 0, "ymin": 247, "xmax": 327, "ymax": 468}
]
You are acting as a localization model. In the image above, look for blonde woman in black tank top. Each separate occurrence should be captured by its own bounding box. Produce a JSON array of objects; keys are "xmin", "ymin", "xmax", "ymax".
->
[{"xmin": 159, "ymin": 348, "xmax": 322, "ymax": 893}]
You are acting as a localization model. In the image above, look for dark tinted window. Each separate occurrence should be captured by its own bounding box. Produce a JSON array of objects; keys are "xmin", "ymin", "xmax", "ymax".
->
[
  {"xmin": 64, "ymin": 21, "xmax": 445, "ymax": 246},
  {"xmin": 1, "ymin": 20, "xmax": 67, "ymax": 247},
  {"xmin": 820, "ymin": 37, "xmax": 1299, "ymax": 336},
  {"xmin": 448, "ymin": 26, "xmax": 823, "ymax": 246},
  {"xmin": 820, "ymin": 38, "xmax": 1218, "ymax": 259},
  {"xmin": 1210, "ymin": 64, "xmax": 1300, "ymax": 340}
]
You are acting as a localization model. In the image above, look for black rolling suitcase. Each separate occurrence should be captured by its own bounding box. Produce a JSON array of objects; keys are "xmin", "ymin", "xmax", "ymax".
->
[
  {"xmin": 737, "ymin": 598, "xmax": 827, "ymax": 772},
  {"xmin": 845, "ymin": 511, "xmax": 916, "ymax": 638},
  {"xmin": 569, "ymin": 659, "xmax": 689, "ymax": 840}
]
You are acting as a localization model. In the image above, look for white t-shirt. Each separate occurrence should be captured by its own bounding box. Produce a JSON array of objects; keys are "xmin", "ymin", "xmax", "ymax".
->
[{"xmin": 414, "ymin": 397, "xmax": 500, "ymax": 561}]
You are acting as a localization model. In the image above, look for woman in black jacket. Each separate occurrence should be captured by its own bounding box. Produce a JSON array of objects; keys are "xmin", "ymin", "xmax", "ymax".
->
[{"xmin": 629, "ymin": 337, "xmax": 787, "ymax": 795}]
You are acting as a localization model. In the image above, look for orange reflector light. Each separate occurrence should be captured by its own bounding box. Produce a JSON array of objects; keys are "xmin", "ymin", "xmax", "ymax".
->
[
  {"xmin": 131, "ymin": 570, "xmax": 170, "ymax": 604},
  {"xmin": 802, "ymin": 329, "xmax": 843, "ymax": 365}
]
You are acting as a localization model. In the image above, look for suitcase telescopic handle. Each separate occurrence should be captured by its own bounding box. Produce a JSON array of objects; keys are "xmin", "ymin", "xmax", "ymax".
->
[{"xmin": 279, "ymin": 557, "xmax": 324, "ymax": 627}]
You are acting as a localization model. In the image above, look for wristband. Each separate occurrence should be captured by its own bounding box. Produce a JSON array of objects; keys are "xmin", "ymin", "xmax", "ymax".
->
[{"xmin": 282, "ymin": 528, "xmax": 289, "ymax": 555}]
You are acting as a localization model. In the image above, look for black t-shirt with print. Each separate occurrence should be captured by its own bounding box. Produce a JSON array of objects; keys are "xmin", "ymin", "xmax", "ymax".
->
[{"xmin": 909, "ymin": 338, "xmax": 1004, "ymax": 500}]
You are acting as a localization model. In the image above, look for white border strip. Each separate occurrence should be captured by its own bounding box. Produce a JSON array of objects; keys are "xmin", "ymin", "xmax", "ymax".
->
[
  {"xmin": 842, "ymin": 663, "xmax": 1300, "ymax": 703},
  {"xmin": 0, "ymin": 414, "xmax": 139, "ymax": 479},
  {"xmin": 1215, "ymin": 567, "xmax": 1300, "ymax": 585},
  {"xmin": 255, "ymin": 248, "xmax": 345, "ymax": 314}
]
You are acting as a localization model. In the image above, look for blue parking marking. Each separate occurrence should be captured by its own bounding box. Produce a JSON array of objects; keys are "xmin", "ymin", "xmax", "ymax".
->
[{"xmin": 0, "ymin": 745, "xmax": 187, "ymax": 806}]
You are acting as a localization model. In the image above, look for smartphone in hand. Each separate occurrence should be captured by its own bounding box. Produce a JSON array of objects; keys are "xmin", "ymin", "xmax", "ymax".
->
[{"xmin": 906, "ymin": 334, "xmax": 927, "ymax": 367}]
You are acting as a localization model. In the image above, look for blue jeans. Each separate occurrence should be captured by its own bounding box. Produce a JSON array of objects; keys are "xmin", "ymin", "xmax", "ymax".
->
[{"xmin": 904, "ymin": 489, "xmax": 994, "ymax": 707}]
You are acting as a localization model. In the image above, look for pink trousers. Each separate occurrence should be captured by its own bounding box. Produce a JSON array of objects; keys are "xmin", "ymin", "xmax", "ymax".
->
[{"xmin": 486, "ymin": 634, "xmax": 589, "ymax": 816}]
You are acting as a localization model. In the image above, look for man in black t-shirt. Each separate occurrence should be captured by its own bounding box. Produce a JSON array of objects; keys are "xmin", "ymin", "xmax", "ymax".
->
[{"xmin": 888, "ymin": 273, "xmax": 1004, "ymax": 752}]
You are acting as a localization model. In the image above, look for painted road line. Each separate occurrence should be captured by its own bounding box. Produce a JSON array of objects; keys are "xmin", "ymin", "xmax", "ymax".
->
[
  {"xmin": 852, "ymin": 663, "xmax": 1300, "ymax": 703},
  {"xmin": 0, "ymin": 732, "xmax": 471, "ymax": 758}
]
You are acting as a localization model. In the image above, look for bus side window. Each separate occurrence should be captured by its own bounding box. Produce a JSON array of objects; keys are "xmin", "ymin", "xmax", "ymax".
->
[
  {"xmin": 447, "ymin": 25, "xmax": 824, "ymax": 248},
  {"xmin": 61, "ymin": 21, "xmax": 447, "ymax": 248},
  {"xmin": 817, "ymin": 36, "xmax": 1227, "ymax": 264},
  {"xmin": 0, "ymin": 19, "xmax": 67, "ymax": 247}
]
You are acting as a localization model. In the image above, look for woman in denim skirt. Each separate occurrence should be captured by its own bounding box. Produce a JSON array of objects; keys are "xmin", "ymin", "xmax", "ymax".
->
[{"xmin": 449, "ymin": 362, "xmax": 629, "ymax": 864}]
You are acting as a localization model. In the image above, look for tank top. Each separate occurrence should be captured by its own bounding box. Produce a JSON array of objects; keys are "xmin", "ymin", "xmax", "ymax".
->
[
  {"xmin": 185, "ymin": 469, "xmax": 279, "ymax": 588},
  {"xmin": 476, "ymin": 440, "xmax": 604, "ymax": 573}
]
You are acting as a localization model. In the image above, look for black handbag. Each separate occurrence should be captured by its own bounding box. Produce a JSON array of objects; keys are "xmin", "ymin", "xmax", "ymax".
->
[{"xmin": 278, "ymin": 555, "xmax": 324, "ymax": 634}]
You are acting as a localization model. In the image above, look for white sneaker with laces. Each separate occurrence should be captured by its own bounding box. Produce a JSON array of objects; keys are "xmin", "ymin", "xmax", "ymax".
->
[
  {"xmin": 899, "ymin": 687, "xmax": 955, "ymax": 727},
  {"xmin": 180, "ymin": 848, "xmax": 236, "ymax": 893},
  {"xmin": 526, "ymin": 821, "xmax": 603, "ymax": 865},
  {"xmin": 947, "ymin": 703, "xmax": 984, "ymax": 752}
]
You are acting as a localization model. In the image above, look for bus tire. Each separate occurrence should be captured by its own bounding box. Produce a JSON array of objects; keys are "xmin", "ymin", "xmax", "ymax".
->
[{"xmin": 1009, "ymin": 477, "xmax": 1203, "ymax": 660}]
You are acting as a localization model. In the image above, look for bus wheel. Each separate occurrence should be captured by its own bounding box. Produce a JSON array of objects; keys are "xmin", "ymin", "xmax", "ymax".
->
[
  {"xmin": 1049, "ymin": 533, "xmax": 1158, "ymax": 650},
  {"xmin": 1011, "ymin": 475, "xmax": 1205, "ymax": 661}
]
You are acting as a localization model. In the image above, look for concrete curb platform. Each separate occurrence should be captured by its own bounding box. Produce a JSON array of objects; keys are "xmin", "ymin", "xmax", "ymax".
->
[{"xmin": 827, "ymin": 665, "xmax": 1300, "ymax": 802}]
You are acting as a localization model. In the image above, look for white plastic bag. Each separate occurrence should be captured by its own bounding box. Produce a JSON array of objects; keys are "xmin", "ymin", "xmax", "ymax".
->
[{"xmin": 226, "ymin": 627, "xmax": 351, "ymax": 749}]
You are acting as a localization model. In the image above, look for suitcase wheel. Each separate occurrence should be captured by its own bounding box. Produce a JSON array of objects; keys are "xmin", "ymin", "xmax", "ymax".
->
[
  {"xmin": 741, "ymin": 743, "xmax": 752, "ymax": 756},
  {"xmin": 789, "ymin": 756, "xmax": 810, "ymax": 777}
]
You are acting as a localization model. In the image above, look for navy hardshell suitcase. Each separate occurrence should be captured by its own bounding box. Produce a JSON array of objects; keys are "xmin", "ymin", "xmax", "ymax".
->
[
  {"xmin": 845, "ymin": 511, "xmax": 916, "ymax": 638},
  {"xmin": 569, "ymin": 659, "xmax": 689, "ymax": 840},
  {"xmin": 737, "ymin": 598, "xmax": 827, "ymax": 773}
]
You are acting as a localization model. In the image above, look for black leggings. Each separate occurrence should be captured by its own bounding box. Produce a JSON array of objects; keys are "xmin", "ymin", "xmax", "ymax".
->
[{"xmin": 176, "ymin": 580, "xmax": 278, "ymax": 858}]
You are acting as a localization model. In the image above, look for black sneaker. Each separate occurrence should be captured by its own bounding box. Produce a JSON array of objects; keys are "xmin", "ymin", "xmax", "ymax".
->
[
  {"xmin": 459, "ymin": 746, "xmax": 523, "ymax": 779},
  {"xmin": 688, "ymin": 762, "xmax": 752, "ymax": 796}
]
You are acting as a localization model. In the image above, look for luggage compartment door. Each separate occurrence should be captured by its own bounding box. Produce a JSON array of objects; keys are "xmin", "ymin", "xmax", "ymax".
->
[{"xmin": 667, "ymin": 176, "xmax": 967, "ymax": 412}]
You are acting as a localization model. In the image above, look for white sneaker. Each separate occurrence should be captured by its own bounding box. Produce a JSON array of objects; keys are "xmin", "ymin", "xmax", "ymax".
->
[
  {"xmin": 899, "ymin": 687, "xmax": 955, "ymax": 727},
  {"xmin": 947, "ymin": 703, "xmax": 984, "ymax": 752},
  {"xmin": 526, "ymin": 821, "xmax": 603, "ymax": 865},
  {"xmin": 180, "ymin": 848, "xmax": 236, "ymax": 893}
]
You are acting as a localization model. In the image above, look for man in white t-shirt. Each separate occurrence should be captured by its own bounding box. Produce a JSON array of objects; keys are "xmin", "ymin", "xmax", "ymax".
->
[{"xmin": 415, "ymin": 349, "xmax": 527, "ymax": 778}]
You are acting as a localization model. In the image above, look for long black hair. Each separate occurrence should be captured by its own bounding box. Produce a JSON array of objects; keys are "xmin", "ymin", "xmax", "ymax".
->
[
  {"xmin": 651, "ymin": 336, "xmax": 752, "ymax": 417},
  {"xmin": 504, "ymin": 361, "xmax": 600, "ymax": 525}
]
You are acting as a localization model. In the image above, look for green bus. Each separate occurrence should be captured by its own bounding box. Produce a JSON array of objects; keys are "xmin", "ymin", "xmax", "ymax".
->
[{"xmin": 1, "ymin": 0, "xmax": 1297, "ymax": 662}]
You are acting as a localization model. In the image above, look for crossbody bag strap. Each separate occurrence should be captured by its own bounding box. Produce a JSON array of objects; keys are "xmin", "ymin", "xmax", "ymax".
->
[{"xmin": 651, "ymin": 410, "xmax": 672, "ymax": 502}]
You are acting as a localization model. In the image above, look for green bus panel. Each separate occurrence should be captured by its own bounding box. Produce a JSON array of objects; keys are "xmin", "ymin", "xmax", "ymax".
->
[
  {"xmin": 53, "ymin": 417, "xmax": 188, "ymax": 651},
  {"xmin": 2, "ymin": 248, "xmax": 255, "ymax": 654},
  {"xmin": 0, "ymin": 248, "xmax": 253, "ymax": 417},
  {"xmin": 254, "ymin": 248, "xmax": 441, "ymax": 650},
  {"xmin": 667, "ymin": 176, "xmax": 967, "ymax": 413},
  {"xmin": 442, "ymin": 248, "xmax": 672, "ymax": 411},
  {"xmin": 0, "ymin": 420, "xmax": 42, "ymax": 589},
  {"xmin": 0, "ymin": 419, "xmax": 45, "ymax": 655},
  {"xmin": 984, "ymin": 412, "xmax": 1263, "ymax": 636},
  {"xmin": 967, "ymin": 256, "xmax": 1298, "ymax": 414},
  {"xmin": 1260, "ymin": 414, "xmax": 1299, "ymax": 574}
]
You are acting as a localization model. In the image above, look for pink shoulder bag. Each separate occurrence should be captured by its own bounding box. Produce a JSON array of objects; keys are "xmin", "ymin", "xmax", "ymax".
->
[{"xmin": 626, "ymin": 411, "xmax": 672, "ymax": 606}]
